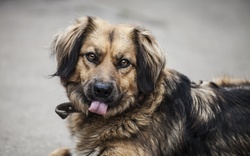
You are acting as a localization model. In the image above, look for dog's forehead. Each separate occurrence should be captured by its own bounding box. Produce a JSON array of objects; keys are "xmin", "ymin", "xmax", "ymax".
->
[
  {"xmin": 86, "ymin": 19, "xmax": 135, "ymax": 57},
  {"xmin": 93, "ymin": 18, "xmax": 133, "ymax": 37}
]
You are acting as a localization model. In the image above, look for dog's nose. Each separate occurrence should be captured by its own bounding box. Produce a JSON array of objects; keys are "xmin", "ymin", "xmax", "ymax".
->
[{"xmin": 93, "ymin": 82, "xmax": 113, "ymax": 98}]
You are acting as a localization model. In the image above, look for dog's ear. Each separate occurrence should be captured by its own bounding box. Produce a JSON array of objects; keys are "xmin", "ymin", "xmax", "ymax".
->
[
  {"xmin": 133, "ymin": 28, "xmax": 166, "ymax": 94},
  {"xmin": 51, "ymin": 16, "xmax": 96, "ymax": 79}
]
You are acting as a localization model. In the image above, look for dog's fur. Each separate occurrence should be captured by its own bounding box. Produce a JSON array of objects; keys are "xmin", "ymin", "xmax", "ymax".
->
[{"xmin": 50, "ymin": 16, "xmax": 250, "ymax": 156}]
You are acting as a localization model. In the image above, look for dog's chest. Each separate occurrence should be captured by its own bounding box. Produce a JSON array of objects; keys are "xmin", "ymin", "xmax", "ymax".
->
[
  {"xmin": 69, "ymin": 116, "xmax": 118, "ymax": 154},
  {"xmin": 72, "ymin": 145, "xmax": 101, "ymax": 156},
  {"xmin": 71, "ymin": 130, "xmax": 103, "ymax": 156}
]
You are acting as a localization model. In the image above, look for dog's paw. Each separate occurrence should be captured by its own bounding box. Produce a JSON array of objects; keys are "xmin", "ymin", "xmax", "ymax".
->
[{"xmin": 49, "ymin": 147, "xmax": 71, "ymax": 156}]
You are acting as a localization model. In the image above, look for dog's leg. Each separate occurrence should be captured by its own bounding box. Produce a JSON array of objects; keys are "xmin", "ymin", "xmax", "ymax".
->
[
  {"xmin": 99, "ymin": 142, "xmax": 145, "ymax": 156},
  {"xmin": 100, "ymin": 149, "xmax": 140, "ymax": 156},
  {"xmin": 49, "ymin": 147, "xmax": 71, "ymax": 156}
]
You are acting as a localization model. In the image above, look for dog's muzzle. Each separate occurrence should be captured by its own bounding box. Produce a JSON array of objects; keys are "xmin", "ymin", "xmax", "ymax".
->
[{"xmin": 84, "ymin": 80, "xmax": 119, "ymax": 115}]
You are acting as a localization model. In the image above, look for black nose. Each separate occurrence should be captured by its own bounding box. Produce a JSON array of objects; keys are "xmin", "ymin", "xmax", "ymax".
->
[{"xmin": 93, "ymin": 82, "xmax": 113, "ymax": 98}]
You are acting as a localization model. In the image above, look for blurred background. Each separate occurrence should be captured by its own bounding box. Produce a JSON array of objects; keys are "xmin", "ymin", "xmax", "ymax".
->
[{"xmin": 0, "ymin": 0, "xmax": 249, "ymax": 155}]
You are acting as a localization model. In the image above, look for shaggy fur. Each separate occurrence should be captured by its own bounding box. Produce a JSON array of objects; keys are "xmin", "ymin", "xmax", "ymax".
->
[{"xmin": 49, "ymin": 16, "xmax": 250, "ymax": 156}]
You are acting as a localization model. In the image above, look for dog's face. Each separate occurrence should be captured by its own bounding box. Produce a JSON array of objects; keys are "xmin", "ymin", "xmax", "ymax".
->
[
  {"xmin": 52, "ymin": 17, "xmax": 165, "ymax": 117},
  {"xmin": 75, "ymin": 21, "xmax": 138, "ymax": 116}
]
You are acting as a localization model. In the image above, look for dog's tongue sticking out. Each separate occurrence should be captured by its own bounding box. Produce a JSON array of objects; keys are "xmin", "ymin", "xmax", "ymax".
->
[{"xmin": 89, "ymin": 101, "xmax": 108, "ymax": 115}]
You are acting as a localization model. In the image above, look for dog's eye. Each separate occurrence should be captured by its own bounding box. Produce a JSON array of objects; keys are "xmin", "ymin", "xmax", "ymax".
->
[
  {"xmin": 119, "ymin": 59, "xmax": 131, "ymax": 68},
  {"xmin": 85, "ymin": 52, "xmax": 97, "ymax": 63}
]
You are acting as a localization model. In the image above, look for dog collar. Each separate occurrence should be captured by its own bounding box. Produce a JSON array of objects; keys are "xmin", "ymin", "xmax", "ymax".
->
[{"xmin": 55, "ymin": 102, "xmax": 79, "ymax": 119}]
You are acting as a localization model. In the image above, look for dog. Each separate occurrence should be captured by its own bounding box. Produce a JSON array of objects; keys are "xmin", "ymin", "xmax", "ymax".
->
[{"xmin": 49, "ymin": 16, "xmax": 250, "ymax": 156}]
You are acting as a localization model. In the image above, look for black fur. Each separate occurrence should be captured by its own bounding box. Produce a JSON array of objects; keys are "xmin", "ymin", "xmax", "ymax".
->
[
  {"xmin": 133, "ymin": 29, "xmax": 156, "ymax": 94},
  {"xmin": 52, "ymin": 17, "xmax": 96, "ymax": 79},
  {"xmin": 158, "ymin": 71, "xmax": 250, "ymax": 155}
]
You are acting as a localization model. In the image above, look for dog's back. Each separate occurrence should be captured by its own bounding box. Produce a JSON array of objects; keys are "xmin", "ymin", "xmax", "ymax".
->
[
  {"xmin": 213, "ymin": 76, "xmax": 250, "ymax": 90},
  {"xmin": 184, "ymin": 76, "xmax": 250, "ymax": 156}
]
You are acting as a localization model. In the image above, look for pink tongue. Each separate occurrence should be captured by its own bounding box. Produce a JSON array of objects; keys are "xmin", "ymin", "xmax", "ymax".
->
[{"xmin": 88, "ymin": 101, "xmax": 108, "ymax": 115}]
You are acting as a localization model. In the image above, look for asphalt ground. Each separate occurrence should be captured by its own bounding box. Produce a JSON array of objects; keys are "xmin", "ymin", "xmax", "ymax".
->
[{"xmin": 0, "ymin": 0, "xmax": 249, "ymax": 155}]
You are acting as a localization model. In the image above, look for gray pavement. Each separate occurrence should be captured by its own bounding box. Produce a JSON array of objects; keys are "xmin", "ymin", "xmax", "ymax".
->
[{"xmin": 0, "ymin": 0, "xmax": 249, "ymax": 155}]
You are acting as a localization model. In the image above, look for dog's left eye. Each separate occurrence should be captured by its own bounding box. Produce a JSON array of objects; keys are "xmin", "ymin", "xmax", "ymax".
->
[
  {"xmin": 85, "ymin": 52, "xmax": 97, "ymax": 63},
  {"xmin": 119, "ymin": 59, "xmax": 131, "ymax": 68}
]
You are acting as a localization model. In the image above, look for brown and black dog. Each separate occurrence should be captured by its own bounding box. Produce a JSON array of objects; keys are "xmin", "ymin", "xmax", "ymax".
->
[{"xmin": 50, "ymin": 16, "xmax": 250, "ymax": 156}]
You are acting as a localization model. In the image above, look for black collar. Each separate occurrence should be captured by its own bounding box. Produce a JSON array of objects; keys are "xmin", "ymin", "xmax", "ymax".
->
[{"xmin": 55, "ymin": 102, "xmax": 80, "ymax": 119}]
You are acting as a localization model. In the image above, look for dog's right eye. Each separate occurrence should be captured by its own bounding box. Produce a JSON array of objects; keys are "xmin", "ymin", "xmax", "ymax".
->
[
  {"xmin": 85, "ymin": 52, "xmax": 97, "ymax": 63},
  {"xmin": 119, "ymin": 59, "xmax": 131, "ymax": 68}
]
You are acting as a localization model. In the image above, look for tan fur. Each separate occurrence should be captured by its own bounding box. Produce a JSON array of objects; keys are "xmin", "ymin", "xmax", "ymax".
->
[
  {"xmin": 213, "ymin": 76, "xmax": 250, "ymax": 88},
  {"xmin": 49, "ymin": 147, "xmax": 70, "ymax": 156}
]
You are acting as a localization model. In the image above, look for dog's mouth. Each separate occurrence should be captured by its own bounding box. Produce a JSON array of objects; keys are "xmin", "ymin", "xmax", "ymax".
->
[
  {"xmin": 83, "ymin": 81, "xmax": 121, "ymax": 115},
  {"xmin": 54, "ymin": 101, "xmax": 109, "ymax": 119},
  {"xmin": 86, "ymin": 93, "xmax": 124, "ymax": 116},
  {"xmin": 88, "ymin": 101, "xmax": 108, "ymax": 115},
  {"xmin": 55, "ymin": 91, "xmax": 124, "ymax": 119}
]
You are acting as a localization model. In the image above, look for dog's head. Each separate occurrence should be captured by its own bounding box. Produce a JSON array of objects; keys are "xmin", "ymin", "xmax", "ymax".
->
[{"xmin": 52, "ymin": 16, "xmax": 166, "ymax": 117}]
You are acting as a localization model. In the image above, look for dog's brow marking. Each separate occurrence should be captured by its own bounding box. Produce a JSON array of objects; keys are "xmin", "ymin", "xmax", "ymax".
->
[{"xmin": 109, "ymin": 29, "xmax": 115, "ymax": 45}]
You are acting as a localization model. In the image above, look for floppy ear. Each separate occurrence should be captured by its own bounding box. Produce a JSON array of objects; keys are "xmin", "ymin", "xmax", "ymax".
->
[
  {"xmin": 133, "ymin": 28, "xmax": 166, "ymax": 94},
  {"xmin": 51, "ymin": 16, "xmax": 95, "ymax": 79}
]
